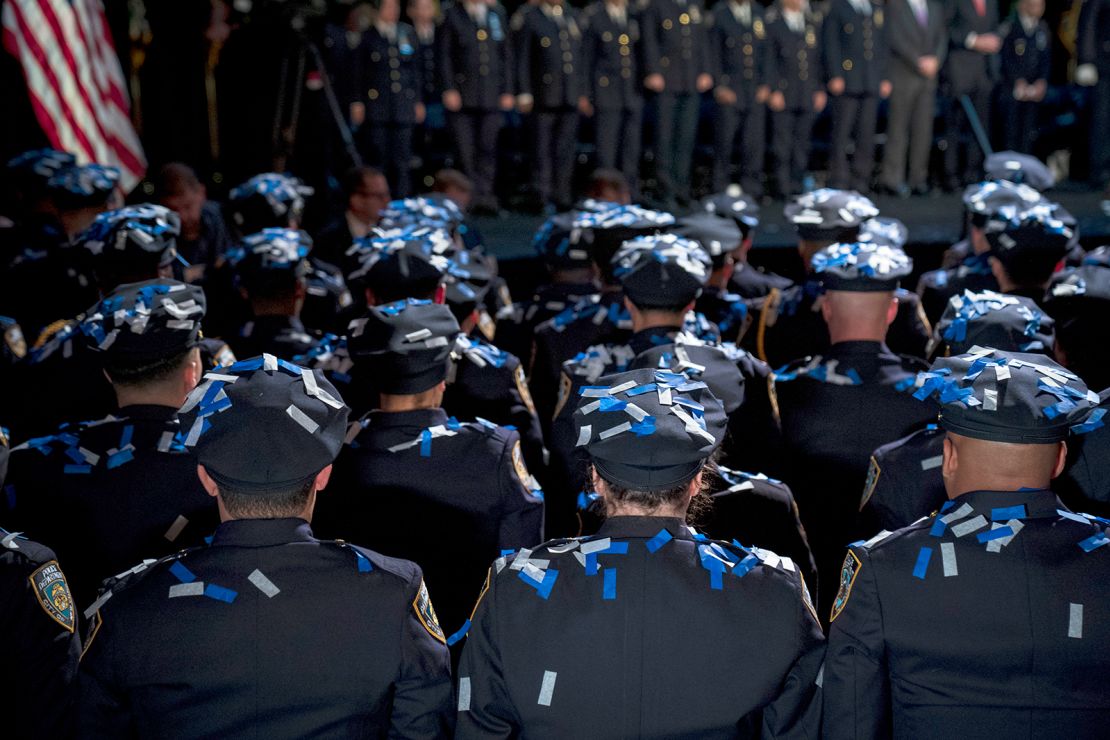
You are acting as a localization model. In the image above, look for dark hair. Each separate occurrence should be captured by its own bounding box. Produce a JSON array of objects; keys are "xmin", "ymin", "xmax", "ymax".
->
[
  {"xmin": 103, "ymin": 346, "xmax": 196, "ymax": 388},
  {"xmin": 432, "ymin": 168, "xmax": 473, "ymax": 194},
  {"xmin": 586, "ymin": 169, "xmax": 630, "ymax": 199},
  {"xmin": 993, "ymin": 252, "xmax": 1061, "ymax": 290},
  {"xmin": 593, "ymin": 462, "xmax": 709, "ymax": 520},
  {"xmin": 366, "ymin": 279, "xmax": 438, "ymax": 305},
  {"xmin": 154, "ymin": 162, "xmax": 202, "ymax": 200},
  {"xmin": 343, "ymin": 166, "xmax": 386, "ymax": 198},
  {"xmin": 219, "ymin": 472, "xmax": 317, "ymax": 519},
  {"xmin": 627, "ymin": 298, "xmax": 691, "ymax": 314}
]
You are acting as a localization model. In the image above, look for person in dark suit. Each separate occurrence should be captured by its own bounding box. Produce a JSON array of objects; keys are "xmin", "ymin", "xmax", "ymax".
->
[
  {"xmin": 1076, "ymin": 0, "xmax": 1110, "ymax": 188},
  {"xmin": 321, "ymin": 1, "xmax": 372, "ymax": 140},
  {"xmin": 997, "ymin": 0, "xmax": 1050, "ymax": 155},
  {"xmin": 515, "ymin": 0, "xmax": 583, "ymax": 209},
  {"xmin": 878, "ymin": 0, "xmax": 946, "ymax": 195},
  {"xmin": 360, "ymin": 0, "xmax": 425, "ymax": 197},
  {"xmin": 438, "ymin": 0, "xmax": 515, "ymax": 212},
  {"xmin": 773, "ymin": 242, "xmax": 934, "ymax": 619},
  {"xmin": 640, "ymin": 0, "xmax": 713, "ymax": 209},
  {"xmin": 823, "ymin": 349, "xmax": 1110, "ymax": 739},
  {"xmin": 3, "ymin": 280, "xmax": 218, "ymax": 611},
  {"xmin": 823, "ymin": 0, "xmax": 891, "ymax": 192},
  {"xmin": 763, "ymin": 0, "xmax": 827, "ymax": 198},
  {"xmin": 579, "ymin": 0, "xmax": 644, "ymax": 192},
  {"xmin": 316, "ymin": 300, "xmax": 544, "ymax": 648},
  {"xmin": 942, "ymin": 0, "xmax": 1001, "ymax": 190},
  {"xmin": 312, "ymin": 166, "xmax": 392, "ymax": 268},
  {"xmin": 708, "ymin": 0, "xmax": 769, "ymax": 196},
  {"xmin": 455, "ymin": 367, "xmax": 825, "ymax": 738}
]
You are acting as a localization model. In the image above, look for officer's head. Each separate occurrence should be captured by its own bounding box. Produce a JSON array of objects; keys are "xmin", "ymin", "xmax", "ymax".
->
[
  {"xmin": 929, "ymin": 290, "xmax": 1054, "ymax": 360},
  {"xmin": 227, "ymin": 228, "xmax": 312, "ymax": 315},
  {"xmin": 1044, "ymin": 256, "xmax": 1110, "ymax": 390},
  {"xmin": 349, "ymin": 225, "xmax": 452, "ymax": 304},
  {"xmin": 613, "ymin": 234, "xmax": 712, "ymax": 330},
  {"xmin": 533, "ymin": 212, "xmax": 599, "ymax": 284},
  {"xmin": 77, "ymin": 204, "xmax": 182, "ymax": 293},
  {"xmin": 575, "ymin": 368, "xmax": 727, "ymax": 518},
  {"xmin": 347, "ymin": 299, "xmax": 460, "ymax": 409},
  {"xmin": 432, "ymin": 169, "xmax": 473, "ymax": 212},
  {"xmin": 155, "ymin": 163, "xmax": 207, "ymax": 238},
  {"xmin": 226, "ymin": 172, "xmax": 313, "ymax": 238},
  {"xmin": 674, "ymin": 212, "xmax": 744, "ymax": 290},
  {"xmin": 701, "ymin": 188, "xmax": 760, "ymax": 263},
  {"xmin": 781, "ymin": 0, "xmax": 804, "ymax": 11},
  {"xmin": 80, "ymin": 279, "xmax": 206, "ymax": 408},
  {"xmin": 343, "ymin": 166, "xmax": 390, "ymax": 225},
  {"xmin": 573, "ymin": 204, "xmax": 675, "ymax": 286},
  {"xmin": 913, "ymin": 348, "xmax": 1102, "ymax": 498},
  {"xmin": 784, "ymin": 189, "xmax": 878, "ymax": 267},
  {"xmin": 377, "ymin": 0, "xmax": 401, "ymax": 23},
  {"xmin": 1019, "ymin": 0, "xmax": 1044, "ymax": 19},
  {"xmin": 3, "ymin": 148, "xmax": 75, "ymax": 217},
  {"xmin": 45, "ymin": 163, "xmax": 122, "ymax": 238},
  {"xmin": 961, "ymin": 180, "xmax": 1044, "ymax": 255},
  {"xmin": 812, "ymin": 242, "xmax": 912, "ymax": 344},
  {"xmin": 408, "ymin": 0, "xmax": 440, "ymax": 26},
  {"xmin": 983, "ymin": 202, "xmax": 1073, "ymax": 293},
  {"xmin": 180, "ymin": 356, "xmax": 349, "ymax": 521}
]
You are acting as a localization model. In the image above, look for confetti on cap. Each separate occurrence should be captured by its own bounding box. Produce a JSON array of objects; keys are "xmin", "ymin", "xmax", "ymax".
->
[
  {"xmin": 533, "ymin": 211, "xmax": 594, "ymax": 270},
  {"xmin": 378, "ymin": 194, "xmax": 465, "ymax": 231},
  {"xmin": 612, "ymin": 233, "xmax": 712, "ymax": 307},
  {"xmin": 701, "ymin": 187, "xmax": 760, "ymax": 235},
  {"xmin": 984, "ymin": 151, "xmax": 1055, "ymax": 192},
  {"xmin": 783, "ymin": 189, "xmax": 878, "ymax": 239},
  {"xmin": 674, "ymin": 212, "xmax": 742, "ymax": 266},
  {"xmin": 227, "ymin": 173, "xmax": 313, "ymax": 233},
  {"xmin": 983, "ymin": 201, "xmax": 1075, "ymax": 271},
  {"xmin": 227, "ymin": 228, "xmax": 313, "ymax": 293},
  {"xmin": 811, "ymin": 241, "xmax": 912, "ymax": 292},
  {"xmin": 78, "ymin": 204, "xmax": 182, "ymax": 270},
  {"xmin": 575, "ymin": 367, "xmax": 727, "ymax": 490},
  {"xmin": 346, "ymin": 225, "xmax": 453, "ymax": 286},
  {"xmin": 859, "ymin": 217, "xmax": 909, "ymax": 250},
  {"xmin": 80, "ymin": 278, "xmax": 206, "ymax": 362},
  {"xmin": 911, "ymin": 347, "xmax": 1102, "ymax": 444},
  {"xmin": 961, "ymin": 180, "xmax": 1045, "ymax": 226},
  {"xmin": 932, "ymin": 290, "xmax": 1054, "ymax": 358},
  {"xmin": 5, "ymin": 148, "xmax": 76, "ymax": 186},
  {"xmin": 347, "ymin": 299, "xmax": 460, "ymax": 394},
  {"xmin": 46, "ymin": 163, "xmax": 120, "ymax": 208}
]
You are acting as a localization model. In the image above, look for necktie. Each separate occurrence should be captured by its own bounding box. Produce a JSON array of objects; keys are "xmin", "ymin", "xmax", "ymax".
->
[
  {"xmin": 973, "ymin": 0, "xmax": 985, "ymax": 17},
  {"xmin": 914, "ymin": 0, "xmax": 928, "ymax": 28}
]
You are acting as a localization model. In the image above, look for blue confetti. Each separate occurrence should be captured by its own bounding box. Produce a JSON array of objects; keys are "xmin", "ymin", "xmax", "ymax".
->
[
  {"xmin": 518, "ymin": 567, "xmax": 559, "ymax": 599},
  {"xmin": 645, "ymin": 528, "xmax": 673, "ymax": 553},
  {"xmin": 929, "ymin": 518, "xmax": 947, "ymax": 537},
  {"xmin": 419, "ymin": 429, "xmax": 432, "ymax": 457},
  {"xmin": 170, "ymin": 561, "xmax": 197, "ymax": 583},
  {"xmin": 446, "ymin": 619, "xmax": 471, "ymax": 646},
  {"xmin": 912, "ymin": 547, "xmax": 932, "ymax": 579},
  {"xmin": 106, "ymin": 448, "xmax": 134, "ymax": 469},
  {"xmin": 977, "ymin": 526, "xmax": 1014, "ymax": 543},
  {"xmin": 990, "ymin": 505, "xmax": 1026, "ymax": 521},
  {"xmin": 204, "ymin": 584, "xmax": 238, "ymax": 603},
  {"xmin": 602, "ymin": 568, "xmax": 617, "ymax": 600},
  {"xmin": 355, "ymin": 550, "xmax": 374, "ymax": 572},
  {"xmin": 1078, "ymin": 533, "xmax": 1109, "ymax": 553}
]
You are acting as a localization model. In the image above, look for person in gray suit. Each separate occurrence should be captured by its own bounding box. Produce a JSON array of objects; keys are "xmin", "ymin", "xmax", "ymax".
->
[{"xmin": 878, "ymin": 0, "xmax": 946, "ymax": 196}]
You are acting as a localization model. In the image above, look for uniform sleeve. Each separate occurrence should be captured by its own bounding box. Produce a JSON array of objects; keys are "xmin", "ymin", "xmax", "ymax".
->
[
  {"xmin": 390, "ymin": 571, "xmax": 454, "ymax": 738},
  {"xmin": 77, "ymin": 608, "xmax": 134, "ymax": 737},
  {"xmin": 496, "ymin": 433, "xmax": 545, "ymax": 552},
  {"xmin": 639, "ymin": 1, "xmax": 660, "ymax": 77},
  {"xmin": 514, "ymin": 11, "xmax": 534, "ymax": 97},
  {"xmin": 697, "ymin": 8, "xmax": 712, "ymax": 78},
  {"xmin": 822, "ymin": 3, "xmax": 843, "ymax": 80},
  {"xmin": 500, "ymin": 9, "xmax": 515, "ymax": 96},
  {"xmin": 437, "ymin": 16, "xmax": 457, "ymax": 93},
  {"xmin": 455, "ymin": 573, "xmax": 521, "ymax": 738},
  {"xmin": 4, "ymin": 559, "xmax": 81, "ymax": 737},
  {"xmin": 821, "ymin": 547, "xmax": 892, "ymax": 740},
  {"xmin": 760, "ymin": 569, "xmax": 826, "ymax": 740},
  {"xmin": 1035, "ymin": 23, "xmax": 1051, "ymax": 82},
  {"xmin": 579, "ymin": 14, "xmax": 597, "ymax": 103},
  {"xmin": 763, "ymin": 23, "xmax": 782, "ymax": 92}
]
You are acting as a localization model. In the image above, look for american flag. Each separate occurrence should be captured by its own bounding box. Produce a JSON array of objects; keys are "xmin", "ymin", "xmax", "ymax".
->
[{"xmin": 2, "ymin": 0, "xmax": 146, "ymax": 190}]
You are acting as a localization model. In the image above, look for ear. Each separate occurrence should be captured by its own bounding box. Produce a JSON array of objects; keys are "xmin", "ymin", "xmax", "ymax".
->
[
  {"xmin": 197, "ymin": 465, "xmax": 220, "ymax": 498},
  {"xmin": 820, "ymin": 295, "xmax": 833, "ymax": 324},
  {"xmin": 295, "ymin": 279, "xmax": 308, "ymax": 301},
  {"xmin": 1051, "ymin": 442, "xmax": 1067, "ymax": 479},
  {"xmin": 183, "ymin": 348, "xmax": 203, "ymax": 393},
  {"xmin": 314, "ymin": 464, "xmax": 334, "ymax": 493},
  {"xmin": 686, "ymin": 472, "xmax": 703, "ymax": 502},
  {"xmin": 365, "ymin": 287, "xmax": 378, "ymax": 307},
  {"xmin": 433, "ymin": 283, "xmax": 447, "ymax": 305},
  {"xmin": 885, "ymin": 296, "xmax": 899, "ymax": 326},
  {"xmin": 941, "ymin": 434, "xmax": 956, "ymax": 481},
  {"xmin": 988, "ymin": 255, "xmax": 1006, "ymax": 285},
  {"xmin": 683, "ymin": 299, "xmax": 696, "ymax": 314},
  {"xmin": 623, "ymin": 295, "xmax": 635, "ymax": 315}
]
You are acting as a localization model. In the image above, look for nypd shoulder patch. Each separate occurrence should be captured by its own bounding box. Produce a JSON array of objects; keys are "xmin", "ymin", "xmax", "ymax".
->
[
  {"xmin": 413, "ymin": 579, "xmax": 446, "ymax": 644},
  {"xmin": 29, "ymin": 560, "xmax": 75, "ymax": 633},
  {"xmin": 830, "ymin": 550, "xmax": 862, "ymax": 623},
  {"xmin": 860, "ymin": 456, "xmax": 881, "ymax": 510},
  {"xmin": 511, "ymin": 440, "xmax": 531, "ymax": 484}
]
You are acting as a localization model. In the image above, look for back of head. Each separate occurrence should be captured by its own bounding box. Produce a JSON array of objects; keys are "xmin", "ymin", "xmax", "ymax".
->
[
  {"xmin": 347, "ymin": 299, "xmax": 460, "ymax": 394},
  {"xmin": 77, "ymin": 204, "xmax": 182, "ymax": 291},
  {"xmin": 812, "ymin": 241, "xmax": 912, "ymax": 340},
  {"xmin": 348, "ymin": 226, "xmax": 452, "ymax": 302},
  {"xmin": 585, "ymin": 168, "xmax": 631, "ymax": 205},
  {"xmin": 613, "ymin": 234, "xmax": 711, "ymax": 313},
  {"xmin": 80, "ymin": 278, "xmax": 206, "ymax": 389},
  {"xmin": 930, "ymin": 290, "xmax": 1054, "ymax": 359},
  {"xmin": 226, "ymin": 173, "xmax": 313, "ymax": 237},
  {"xmin": 784, "ymin": 189, "xmax": 878, "ymax": 258},
  {"xmin": 1044, "ymin": 260, "xmax": 1110, "ymax": 390},
  {"xmin": 154, "ymin": 162, "xmax": 203, "ymax": 201},
  {"xmin": 573, "ymin": 204, "xmax": 675, "ymax": 284},
  {"xmin": 179, "ymin": 355, "xmax": 349, "ymax": 517},
  {"xmin": 227, "ymin": 228, "xmax": 313, "ymax": 301},
  {"xmin": 984, "ymin": 202, "xmax": 1074, "ymax": 289}
]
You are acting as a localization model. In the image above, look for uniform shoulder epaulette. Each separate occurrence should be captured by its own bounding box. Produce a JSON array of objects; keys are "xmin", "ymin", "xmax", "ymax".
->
[
  {"xmin": 0, "ymin": 527, "xmax": 54, "ymax": 564},
  {"xmin": 774, "ymin": 355, "xmax": 863, "ymax": 386},
  {"xmin": 84, "ymin": 546, "xmax": 201, "ymax": 620}
]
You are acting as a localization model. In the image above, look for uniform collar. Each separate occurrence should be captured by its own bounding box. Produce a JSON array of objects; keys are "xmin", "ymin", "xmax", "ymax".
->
[
  {"xmin": 211, "ymin": 517, "xmax": 316, "ymax": 547},
  {"xmin": 366, "ymin": 407, "xmax": 449, "ymax": 429},
  {"xmin": 946, "ymin": 488, "xmax": 1063, "ymax": 520},
  {"xmin": 597, "ymin": 515, "xmax": 689, "ymax": 539},
  {"xmin": 248, "ymin": 314, "xmax": 305, "ymax": 333},
  {"xmin": 825, "ymin": 339, "xmax": 891, "ymax": 358},
  {"xmin": 116, "ymin": 404, "xmax": 180, "ymax": 422},
  {"xmin": 628, "ymin": 324, "xmax": 681, "ymax": 355}
]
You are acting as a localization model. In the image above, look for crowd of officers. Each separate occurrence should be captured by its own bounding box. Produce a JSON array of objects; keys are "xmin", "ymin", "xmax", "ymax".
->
[
  {"xmin": 0, "ymin": 145, "xmax": 1108, "ymax": 738},
  {"xmin": 316, "ymin": 0, "xmax": 1110, "ymax": 210}
]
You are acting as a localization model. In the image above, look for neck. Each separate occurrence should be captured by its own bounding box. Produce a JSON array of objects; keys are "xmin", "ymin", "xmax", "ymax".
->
[
  {"xmin": 828, "ymin": 324, "xmax": 887, "ymax": 344},
  {"xmin": 114, "ymin": 383, "xmax": 186, "ymax": 410},
  {"xmin": 606, "ymin": 502, "xmax": 688, "ymax": 518},
  {"xmin": 631, "ymin": 312, "xmax": 684, "ymax": 334},
  {"xmin": 378, "ymin": 391, "xmax": 443, "ymax": 412},
  {"xmin": 250, "ymin": 298, "xmax": 299, "ymax": 318},
  {"xmin": 946, "ymin": 474, "xmax": 1053, "ymax": 500}
]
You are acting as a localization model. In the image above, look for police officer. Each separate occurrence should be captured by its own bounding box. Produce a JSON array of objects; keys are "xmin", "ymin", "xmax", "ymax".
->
[
  {"xmin": 4, "ymin": 279, "xmax": 218, "ymax": 610},
  {"xmin": 0, "ymin": 528, "xmax": 81, "ymax": 737},
  {"xmin": 1045, "ymin": 250, "xmax": 1110, "ymax": 392},
  {"xmin": 983, "ymin": 150, "xmax": 1056, "ymax": 192},
  {"xmin": 579, "ymin": 0, "xmax": 644, "ymax": 192},
  {"xmin": 1077, "ymin": 0, "xmax": 1110, "ymax": 188},
  {"xmin": 708, "ymin": 0, "xmax": 768, "ymax": 196},
  {"xmin": 702, "ymin": 189, "xmax": 792, "ymax": 300},
  {"xmin": 0, "ymin": 147, "xmax": 75, "ymax": 266},
  {"xmin": 764, "ymin": 0, "xmax": 826, "ymax": 198},
  {"xmin": 823, "ymin": 0, "xmax": 891, "ymax": 192},
  {"xmin": 997, "ymin": 0, "xmax": 1051, "ymax": 155},
  {"xmin": 316, "ymin": 300, "xmax": 544, "ymax": 644},
  {"xmin": 227, "ymin": 228, "xmax": 331, "ymax": 360},
  {"xmin": 773, "ymin": 242, "xmax": 934, "ymax": 617},
  {"xmin": 640, "ymin": 0, "xmax": 713, "ymax": 209},
  {"xmin": 515, "ymin": 0, "xmax": 582, "ymax": 209},
  {"xmin": 455, "ymin": 367, "xmax": 824, "ymax": 738},
  {"xmin": 360, "ymin": 0, "xmax": 425, "ymax": 197},
  {"xmin": 78, "ymin": 357, "xmax": 454, "ymax": 735},
  {"xmin": 438, "ymin": 0, "xmax": 515, "ymax": 213},
  {"xmin": 675, "ymin": 211, "xmax": 752, "ymax": 342},
  {"xmin": 823, "ymin": 349, "xmax": 1110, "ymax": 738},
  {"xmin": 982, "ymin": 201, "xmax": 1074, "ymax": 306},
  {"xmin": 942, "ymin": 0, "xmax": 1001, "ymax": 190},
  {"xmin": 862, "ymin": 290, "xmax": 1057, "ymax": 533},
  {"xmin": 915, "ymin": 180, "xmax": 1045, "ymax": 324}
]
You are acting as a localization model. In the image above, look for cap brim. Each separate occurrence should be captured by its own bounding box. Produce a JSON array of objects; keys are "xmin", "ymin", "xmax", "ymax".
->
[
  {"xmin": 593, "ymin": 456, "xmax": 704, "ymax": 492},
  {"xmin": 939, "ymin": 414, "xmax": 1068, "ymax": 444}
]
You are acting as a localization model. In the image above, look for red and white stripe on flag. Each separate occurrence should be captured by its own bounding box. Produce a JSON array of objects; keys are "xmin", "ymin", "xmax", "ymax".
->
[{"xmin": 1, "ymin": 0, "xmax": 147, "ymax": 190}]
